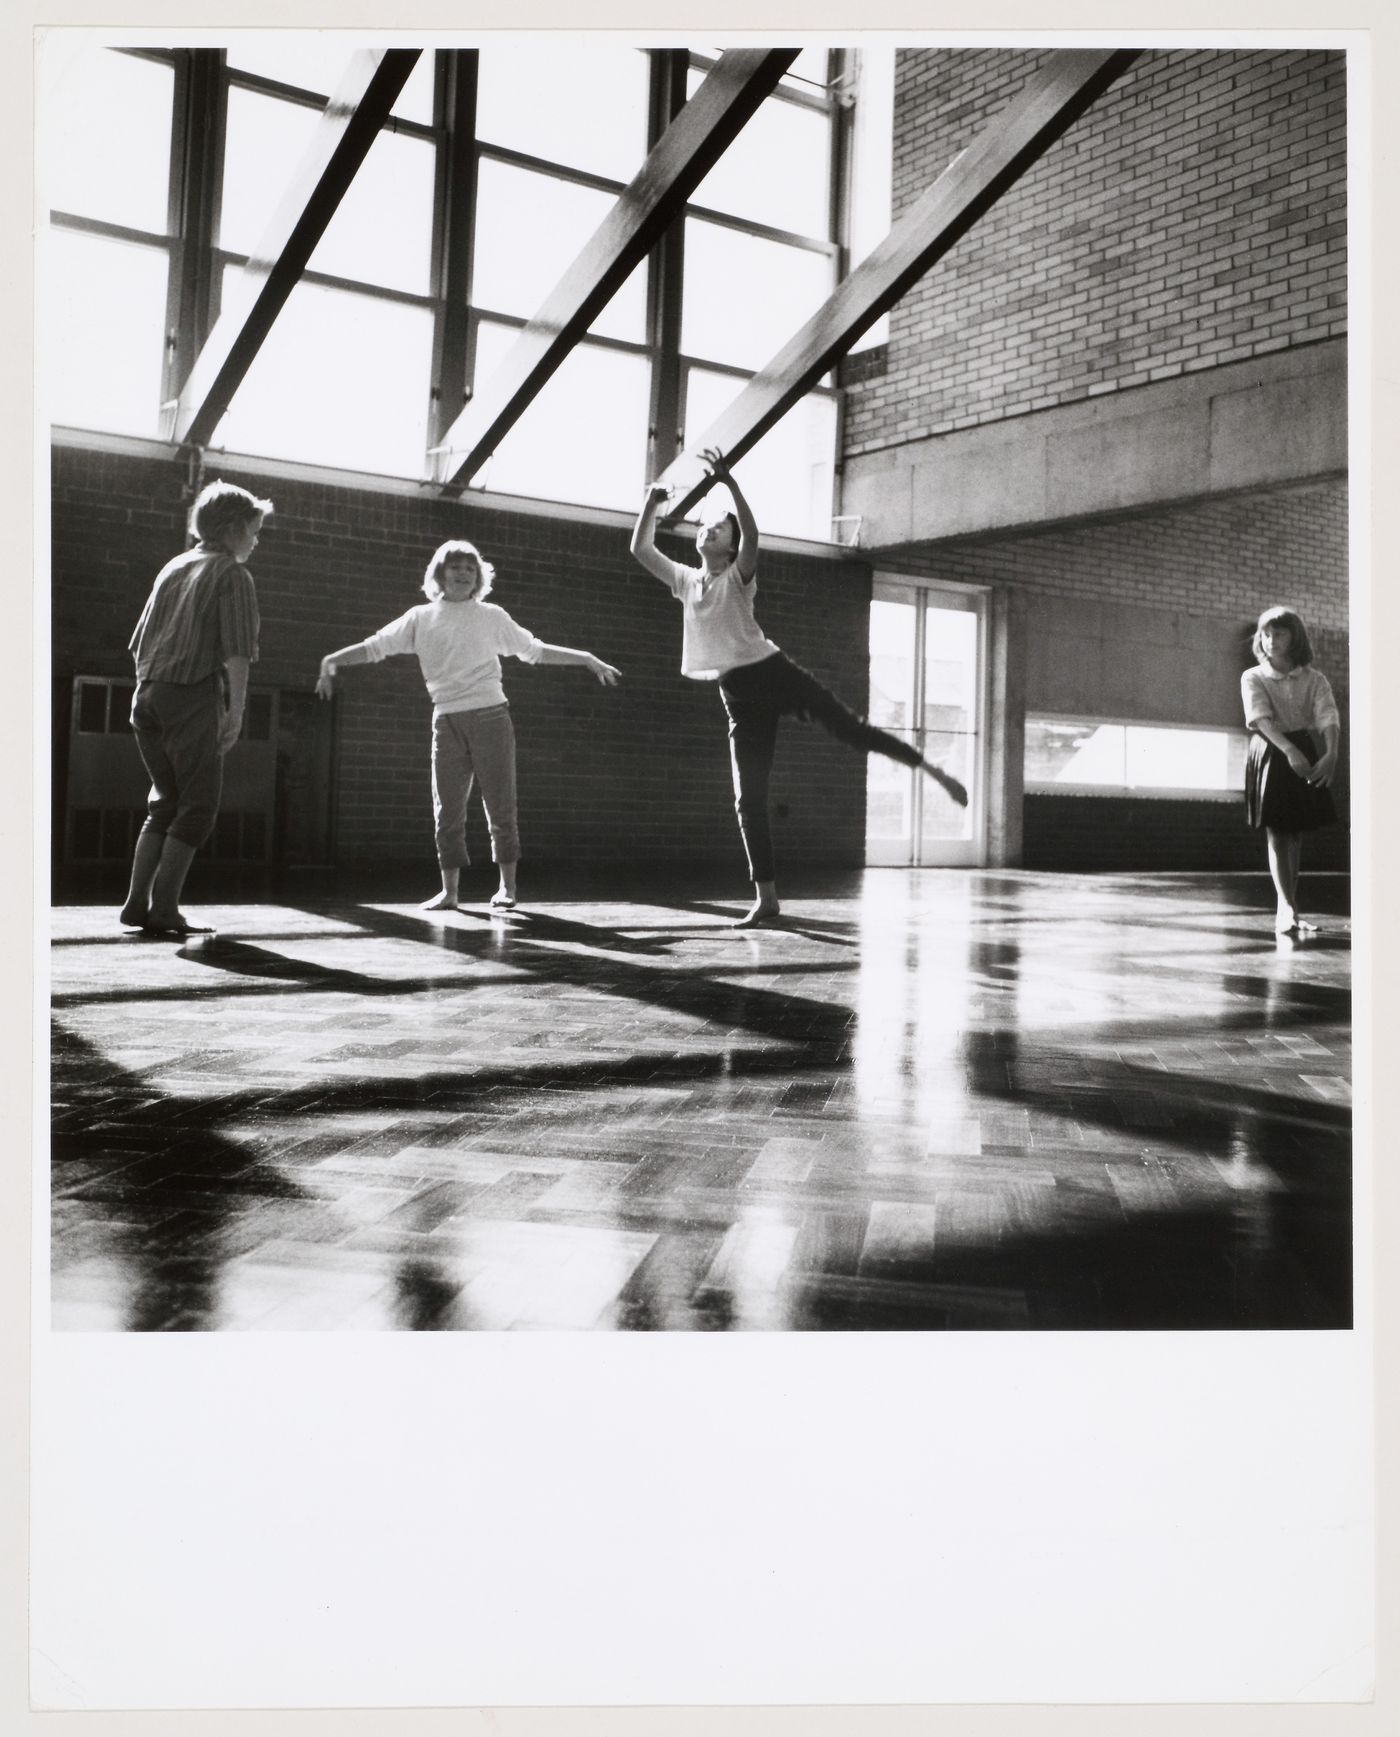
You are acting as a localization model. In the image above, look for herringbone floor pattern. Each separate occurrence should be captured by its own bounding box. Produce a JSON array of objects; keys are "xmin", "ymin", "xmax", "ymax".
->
[{"xmin": 48, "ymin": 870, "xmax": 1352, "ymax": 1330}]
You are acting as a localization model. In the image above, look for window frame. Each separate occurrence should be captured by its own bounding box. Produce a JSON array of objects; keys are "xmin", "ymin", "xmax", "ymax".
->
[
  {"xmin": 48, "ymin": 44, "xmax": 857, "ymax": 532},
  {"xmin": 1023, "ymin": 712, "xmax": 1251, "ymax": 803}
]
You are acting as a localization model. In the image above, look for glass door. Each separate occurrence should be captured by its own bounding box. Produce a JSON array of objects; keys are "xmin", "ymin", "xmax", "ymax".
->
[{"xmin": 865, "ymin": 580, "xmax": 987, "ymax": 867}]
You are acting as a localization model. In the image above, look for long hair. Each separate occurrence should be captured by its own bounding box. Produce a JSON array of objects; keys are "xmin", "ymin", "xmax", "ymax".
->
[
  {"xmin": 422, "ymin": 539, "xmax": 495, "ymax": 601},
  {"xmin": 1252, "ymin": 605, "xmax": 1314, "ymax": 667}
]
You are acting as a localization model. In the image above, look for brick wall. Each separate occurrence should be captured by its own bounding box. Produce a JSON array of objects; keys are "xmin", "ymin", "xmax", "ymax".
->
[
  {"xmin": 845, "ymin": 47, "xmax": 1346, "ymax": 454},
  {"xmin": 881, "ymin": 479, "xmax": 1348, "ymax": 631},
  {"xmin": 50, "ymin": 443, "xmax": 874, "ymax": 880},
  {"xmin": 882, "ymin": 485, "xmax": 1350, "ymax": 872},
  {"xmin": 49, "ymin": 445, "xmax": 1352, "ymax": 882}
]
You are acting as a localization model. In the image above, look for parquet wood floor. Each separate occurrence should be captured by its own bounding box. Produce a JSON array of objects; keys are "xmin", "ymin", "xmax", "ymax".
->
[{"xmin": 48, "ymin": 870, "xmax": 1353, "ymax": 1330}]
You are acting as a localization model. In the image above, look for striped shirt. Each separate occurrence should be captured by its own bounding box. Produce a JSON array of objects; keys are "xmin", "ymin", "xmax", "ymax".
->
[{"xmin": 129, "ymin": 546, "xmax": 260, "ymax": 684}]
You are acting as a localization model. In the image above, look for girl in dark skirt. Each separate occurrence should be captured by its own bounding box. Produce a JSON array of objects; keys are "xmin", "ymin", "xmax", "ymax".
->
[{"xmin": 1240, "ymin": 606, "xmax": 1340, "ymax": 934}]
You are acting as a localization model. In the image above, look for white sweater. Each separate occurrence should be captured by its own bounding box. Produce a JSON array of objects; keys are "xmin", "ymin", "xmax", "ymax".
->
[
  {"xmin": 364, "ymin": 599, "xmax": 543, "ymax": 715},
  {"xmin": 1240, "ymin": 663, "xmax": 1340, "ymax": 736}
]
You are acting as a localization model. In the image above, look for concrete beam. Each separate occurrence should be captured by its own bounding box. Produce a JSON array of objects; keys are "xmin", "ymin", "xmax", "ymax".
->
[
  {"xmin": 657, "ymin": 47, "xmax": 1142, "ymax": 521},
  {"xmin": 842, "ymin": 338, "xmax": 1346, "ymax": 548}
]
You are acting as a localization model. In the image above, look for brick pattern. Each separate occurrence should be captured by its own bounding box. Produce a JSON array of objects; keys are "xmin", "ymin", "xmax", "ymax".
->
[
  {"xmin": 50, "ymin": 445, "xmax": 874, "ymax": 872},
  {"xmin": 881, "ymin": 485, "xmax": 1350, "ymax": 872},
  {"xmin": 882, "ymin": 479, "xmax": 1348, "ymax": 630},
  {"xmin": 845, "ymin": 48, "xmax": 1346, "ymax": 454}
]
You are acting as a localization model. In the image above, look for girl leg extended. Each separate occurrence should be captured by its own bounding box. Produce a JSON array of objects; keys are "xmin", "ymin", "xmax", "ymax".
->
[
  {"xmin": 774, "ymin": 656, "xmax": 923, "ymax": 766},
  {"xmin": 769, "ymin": 653, "xmax": 966, "ymax": 802}
]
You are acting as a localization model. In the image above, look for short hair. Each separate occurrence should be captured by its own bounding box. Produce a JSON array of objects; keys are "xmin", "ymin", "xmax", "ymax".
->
[
  {"xmin": 423, "ymin": 539, "xmax": 494, "ymax": 601},
  {"xmin": 191, "ymin": 479, "xmax": 273, "ymax": 546},
  {"xmin": 1252, "ymin": 606, "xmax": 1314, "ymax": 667},
  {"xmin": 698, "ymin": 510, "xmax": 741, "ymax": 552}
]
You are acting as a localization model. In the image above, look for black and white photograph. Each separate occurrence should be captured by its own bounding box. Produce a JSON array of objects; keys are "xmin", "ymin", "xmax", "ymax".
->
[
  {"xmin": 42, "ymin": 35, "xmax": 1355, "ymax": 1332},
  {"xmin": 25, "ymin": 17, "xmax": 1381, "ymax": 1718}
]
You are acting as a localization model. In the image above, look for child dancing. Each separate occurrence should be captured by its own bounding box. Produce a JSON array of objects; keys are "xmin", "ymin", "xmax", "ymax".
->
[
  {"xmin": 317, "ymin": 539, "xmax": 619, "ymax": 911},
  {"xmin": 1240, "ymin": 605, "xmax": 1340, "ymax": 935},
  {"xmin": 631, "ymin": 448, "xmax": 966, "ymax": 927},
  {"xmin": 121, "ymin": 478, "xmax": 271, "ymax": 938}
]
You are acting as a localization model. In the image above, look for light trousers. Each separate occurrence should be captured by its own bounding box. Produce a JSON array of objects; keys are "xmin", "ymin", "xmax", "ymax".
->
[{"xmin": 431, "ymin": 703, "xmax": 519, "ymax": 870}]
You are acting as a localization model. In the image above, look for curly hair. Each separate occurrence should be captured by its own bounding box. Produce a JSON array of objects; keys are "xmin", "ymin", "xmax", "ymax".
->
[{"xmin": 422, "ymin": 539, "xmax": 495, "ymax": 601}]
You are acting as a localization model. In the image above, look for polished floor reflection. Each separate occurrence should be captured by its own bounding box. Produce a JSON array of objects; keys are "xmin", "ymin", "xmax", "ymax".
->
[{"xmin": 49, "ymin": 870, "xmax": 1352, "ymax": 1331}]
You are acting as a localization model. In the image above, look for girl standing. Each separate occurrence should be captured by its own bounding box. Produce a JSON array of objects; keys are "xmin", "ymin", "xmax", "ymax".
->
[
  {"xmin": 631, "ymin": 448, "xmax": 966, "ymax": 927},
  {"xmin": 317, "ymin": 539, "xmax": 619, "ymax": 911},
  {"xmin": 1240, "ymin": 605, "xmax": 1340, "ymax": 934}
]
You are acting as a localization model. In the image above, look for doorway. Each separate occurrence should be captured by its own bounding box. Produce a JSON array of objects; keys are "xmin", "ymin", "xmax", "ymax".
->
[{"xmin": 865, "ymin": 579, "xmax": 988, "ymax": 866}]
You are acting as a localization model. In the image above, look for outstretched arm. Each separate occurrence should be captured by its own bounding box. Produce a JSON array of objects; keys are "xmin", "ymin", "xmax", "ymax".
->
[
  {"xmin": 699, "ymin": 447, "xmax": 758, "ymax": 581},
  {"xmin": 630, "ymin": 482, "xmax": 678, "ymax": 586},
  {"xmin": 316, "ymin": 640, "xmax": 371, "ymax": 699},
  {"xmin": 537, "ymin": 644, "xmax": 621, "ymax": 686}
]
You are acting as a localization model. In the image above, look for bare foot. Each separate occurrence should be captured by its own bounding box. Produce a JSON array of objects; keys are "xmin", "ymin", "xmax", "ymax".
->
[
  {"xmin": 420, "ymin": 891, "xmax": 458, "ymax": 911},
  {"xmin": 1274, "ymin": 907, "xmax": 1299, "ymax": 934},
  {"xmin": 922, "ymin": 761, "xmax": 968, "ymax": 807},
  {"xmin": 142, "ymin": 912, "xmax": 214, "ymax": 938},
  {"xmin": 733, "ymin": 900, "xmax": 781, "ymax": 929},
  {"xmin": 118, "ymin": 903, "xmax": 148, "ymax": 928},
  {"xmin": 489, "ymin": 889, "xmax": 517, "ymax": 910}
]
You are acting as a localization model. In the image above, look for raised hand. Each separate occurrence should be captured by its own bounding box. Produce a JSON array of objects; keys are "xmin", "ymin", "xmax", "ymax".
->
[{"xmin": 698, "ymin": 445, "xmax": 729, "ymax": 480}]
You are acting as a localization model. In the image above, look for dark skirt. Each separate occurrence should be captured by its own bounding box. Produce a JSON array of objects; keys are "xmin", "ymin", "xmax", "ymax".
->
[{"xmin": 1244, "ymin": 728, "xmax": 1336, "ymax": 832}]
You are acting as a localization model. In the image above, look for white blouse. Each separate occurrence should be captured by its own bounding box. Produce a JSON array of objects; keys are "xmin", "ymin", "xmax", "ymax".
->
[
  {"xmin": 663, "ymin": 558, "xmax": 780, "ymax": 681},
  {"xmin": 1240, "ymin": 662, "xmax": 1340, "ymax": 735}
]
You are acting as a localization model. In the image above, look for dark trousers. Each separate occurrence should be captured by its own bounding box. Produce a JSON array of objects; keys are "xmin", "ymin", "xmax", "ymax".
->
[
  {"xmin": 130, "ymin": 673, "xmax": 224, "ymax": 849},
  {"xmin": 718, "ymin": 651, "xmax": 924, "ymax": 882}
]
